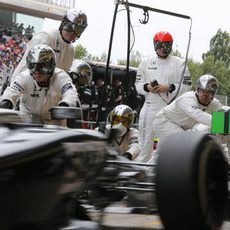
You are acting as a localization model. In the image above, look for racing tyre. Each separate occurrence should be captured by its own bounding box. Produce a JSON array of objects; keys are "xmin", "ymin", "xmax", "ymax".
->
[{"xmin": 156, "ymin": 131, "xmax": 228, "ymax": 230}]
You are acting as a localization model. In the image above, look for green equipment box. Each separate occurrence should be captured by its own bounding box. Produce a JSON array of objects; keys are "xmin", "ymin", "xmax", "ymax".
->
[{"xmin": 211, "ymin": 111, "xmax": 230, "ymax": 134}]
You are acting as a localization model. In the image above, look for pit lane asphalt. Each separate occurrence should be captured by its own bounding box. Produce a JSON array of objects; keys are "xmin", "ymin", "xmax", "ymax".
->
[
  {"xmin": 86, "ymin": 205, "xmax": 230, "ymax": 230},
  {"xmin": 88, "ymin": 212, "xmax": 230, "ymax": 229}
]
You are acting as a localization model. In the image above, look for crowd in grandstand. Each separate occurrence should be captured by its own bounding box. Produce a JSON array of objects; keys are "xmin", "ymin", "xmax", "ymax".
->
[{"xmin": 0, "ymin": 21, "xmax": 33, "ymax": 92}]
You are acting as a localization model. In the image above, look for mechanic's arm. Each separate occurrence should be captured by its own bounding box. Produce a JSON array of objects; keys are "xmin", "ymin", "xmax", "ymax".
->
[
  {"xmin": 135, "ymin": 73, "xmax": 168, "ymax": 94},
  {"xmin": 135, "ymin": 61, "xmax": 149, "ymax": 95},
  {"xmin": 135, "ymin": 60, "xmax": 170, "ymax": 95},
  {"xmin": 124, "ymin": 129, "xmax": 141, "ymax": 160},
  {"xmin": 57, "ymin": 75, "xmax": 79, "ymax": 107},
  {"xmin": 0, "ymin": 75, "xmax": 26, "ymax": 109},
  {"xmin": 178, "ymin": 98, "xmax": 212, "ymax": 126},
  {"xmin": 147, "ymin": 84, "xmax": 171, "ymax": 93}
]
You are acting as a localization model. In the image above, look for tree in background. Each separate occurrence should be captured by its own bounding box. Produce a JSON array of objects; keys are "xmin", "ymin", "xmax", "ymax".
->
[
  {"xmin": 74, "ymin": 44, "xmax": 88, "ymax": 60},
  {"xmin": 117, "ymin": 50, "xmax": 142, "ymax": 68},
  {"xmin": 75, "ymin": 44, "xmax": 108, "ymax": 62},
  {"xmin": 171, "ymin": 49, "xmax": 182, "ymax": 58},
  {"xmin": 199, "ymin": 29, "xmax": 230, "ymax": 103},
  {"xmin": 200, "ymin": 55, "xmax": 230, "ymax": 100},
  {"xmin": 87, "ymin": 52, "xmax": 107, "ymax": 63},
  {"xmin": 202, "ymin": 29, "xmax": 230, "ymax": 68},
  {"xmin": 186, "ymin": 59, "xmax": 202, "ymax": 90}
]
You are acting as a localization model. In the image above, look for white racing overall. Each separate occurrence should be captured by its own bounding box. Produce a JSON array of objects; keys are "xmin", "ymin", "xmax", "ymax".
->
[
  {"xmin": 1, "ymin": 68, "xmax": 78, "ymax": 126},
  {"xmin": 135, "ymin": 54, "xmax": 191, "ymax": 162},
  {"xmin": 152, "ymin": 91, "xmax": 223, "ymax": 152}
]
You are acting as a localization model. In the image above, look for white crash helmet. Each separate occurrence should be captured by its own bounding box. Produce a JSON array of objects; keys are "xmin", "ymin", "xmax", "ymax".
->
[
  {"xmin": 196, "ymin": 74, "xmax": 219, "ymax": 97},
  {"xmin": 108, "ymin": 104, "xmax": 135, "ymax": 135},
  {"xmin": 26, "ymin": 44, "xmax": 56, "ymax": 76},
  {"xmin": 60, "ymin": 8, "xmax": 88, "ymax": 39},
  {"xmin": 108, "ymin": 105, "xmax": 135, "ymax": 137},
  {"xmin": 69, "ymin": 60, "xmax": 93, "ymax": 87}
]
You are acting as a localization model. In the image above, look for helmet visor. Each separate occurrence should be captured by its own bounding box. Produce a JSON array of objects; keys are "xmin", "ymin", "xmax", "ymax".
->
[
  {"xmin": 63, "ymin": 22, "xmax": 86, "ymax": 37},
  {"xmin": 28, "ymin": 62, "xmax": 51, "ymax": 74},
  {"xmin": 71, "ymin": 73, "xmax": 89, "ymax": 86},
  {"xmin": 198, "ymin": 88, "xmax": 215, "ymax": 96},
  {"xmin": 112, "ymin": 115, "xmax": 130, "ymax": 128},
  {"xmin": 154, "ymin": 41, "xmax": 172, "ymax": 52}
]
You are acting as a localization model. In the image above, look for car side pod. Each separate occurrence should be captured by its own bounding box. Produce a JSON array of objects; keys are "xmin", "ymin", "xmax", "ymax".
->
[
  {"xmin": 0, "ymin": 128, "xmax": 107, "ymax": 229},
  {"xmin": 156, "ymin": 131, "xmax": 228, "ymax": 230}
]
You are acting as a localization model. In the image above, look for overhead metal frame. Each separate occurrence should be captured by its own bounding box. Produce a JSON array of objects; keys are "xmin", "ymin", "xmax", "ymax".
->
[
  {"xmin": 98, "ymin": 0, "xmax": 192, "ymax": 124},
  {"xmin": 105, "ymin": 0, "xmax": 191, "ymax": 93}
]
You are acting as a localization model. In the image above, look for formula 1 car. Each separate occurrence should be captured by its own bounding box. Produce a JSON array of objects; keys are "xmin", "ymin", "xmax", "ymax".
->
[{"xmin": 0, "ymin": 108, "xmax": 228, "ymax": 230}]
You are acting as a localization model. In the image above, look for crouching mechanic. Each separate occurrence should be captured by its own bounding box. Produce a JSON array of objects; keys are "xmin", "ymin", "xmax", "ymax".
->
[
  {"xmin": 67, "ymin": 60, "xmax": 93, "ymax": 128},
  {"xmin": 68, "ymin": 59, "xmax": 93, "ymax": 105},
  {"xmin": 69, "ymin": 60, "xmax": 93, "ymax": 92},
  {"xmin": 152, "ymin": 74, "xmax": 223, "ymax": 152},
  {"xmin": 98, "ymin": 104, "xmax": 141, "ymax": 160},
  {"xmin": 0, "ymin": 44, "xmax": 78, "ymax": 126}
]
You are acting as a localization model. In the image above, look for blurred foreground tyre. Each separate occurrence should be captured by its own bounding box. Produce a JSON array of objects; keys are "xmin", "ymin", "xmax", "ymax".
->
[{"xmin": 156, "ymin": 131, "xmax": 228, "ymax": 230}]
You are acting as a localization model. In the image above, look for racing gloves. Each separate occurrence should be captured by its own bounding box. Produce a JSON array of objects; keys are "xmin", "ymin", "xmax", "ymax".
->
[
  {"xmin": 124, "ymin": 152, "xmax": 132, "ymax": 160},
  {"xmin": 0, "ymin": 99, "xmax": 13, "ymax": 109}
]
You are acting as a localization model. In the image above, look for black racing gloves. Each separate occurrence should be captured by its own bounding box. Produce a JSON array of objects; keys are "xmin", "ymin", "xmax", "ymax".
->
[
  {"xmin": 0, "ymin": 99, "xmax": 13, "ymax": 109},
  {"xmin": 58, "ymin": 102, "xmax": 69, "ymax": 107},
  {"xmin": 124, "ymin": 152, "xmax": 132, "ymax": 160}
]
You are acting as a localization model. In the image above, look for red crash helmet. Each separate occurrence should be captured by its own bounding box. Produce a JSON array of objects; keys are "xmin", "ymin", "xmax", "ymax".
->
[
  {"xmin": 153, "ymin": 31, "xmax": 173, "ymax": 55},
  {"xmin": 153, "ymin": 31, "xmax": 173, "ymax": 42}
]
